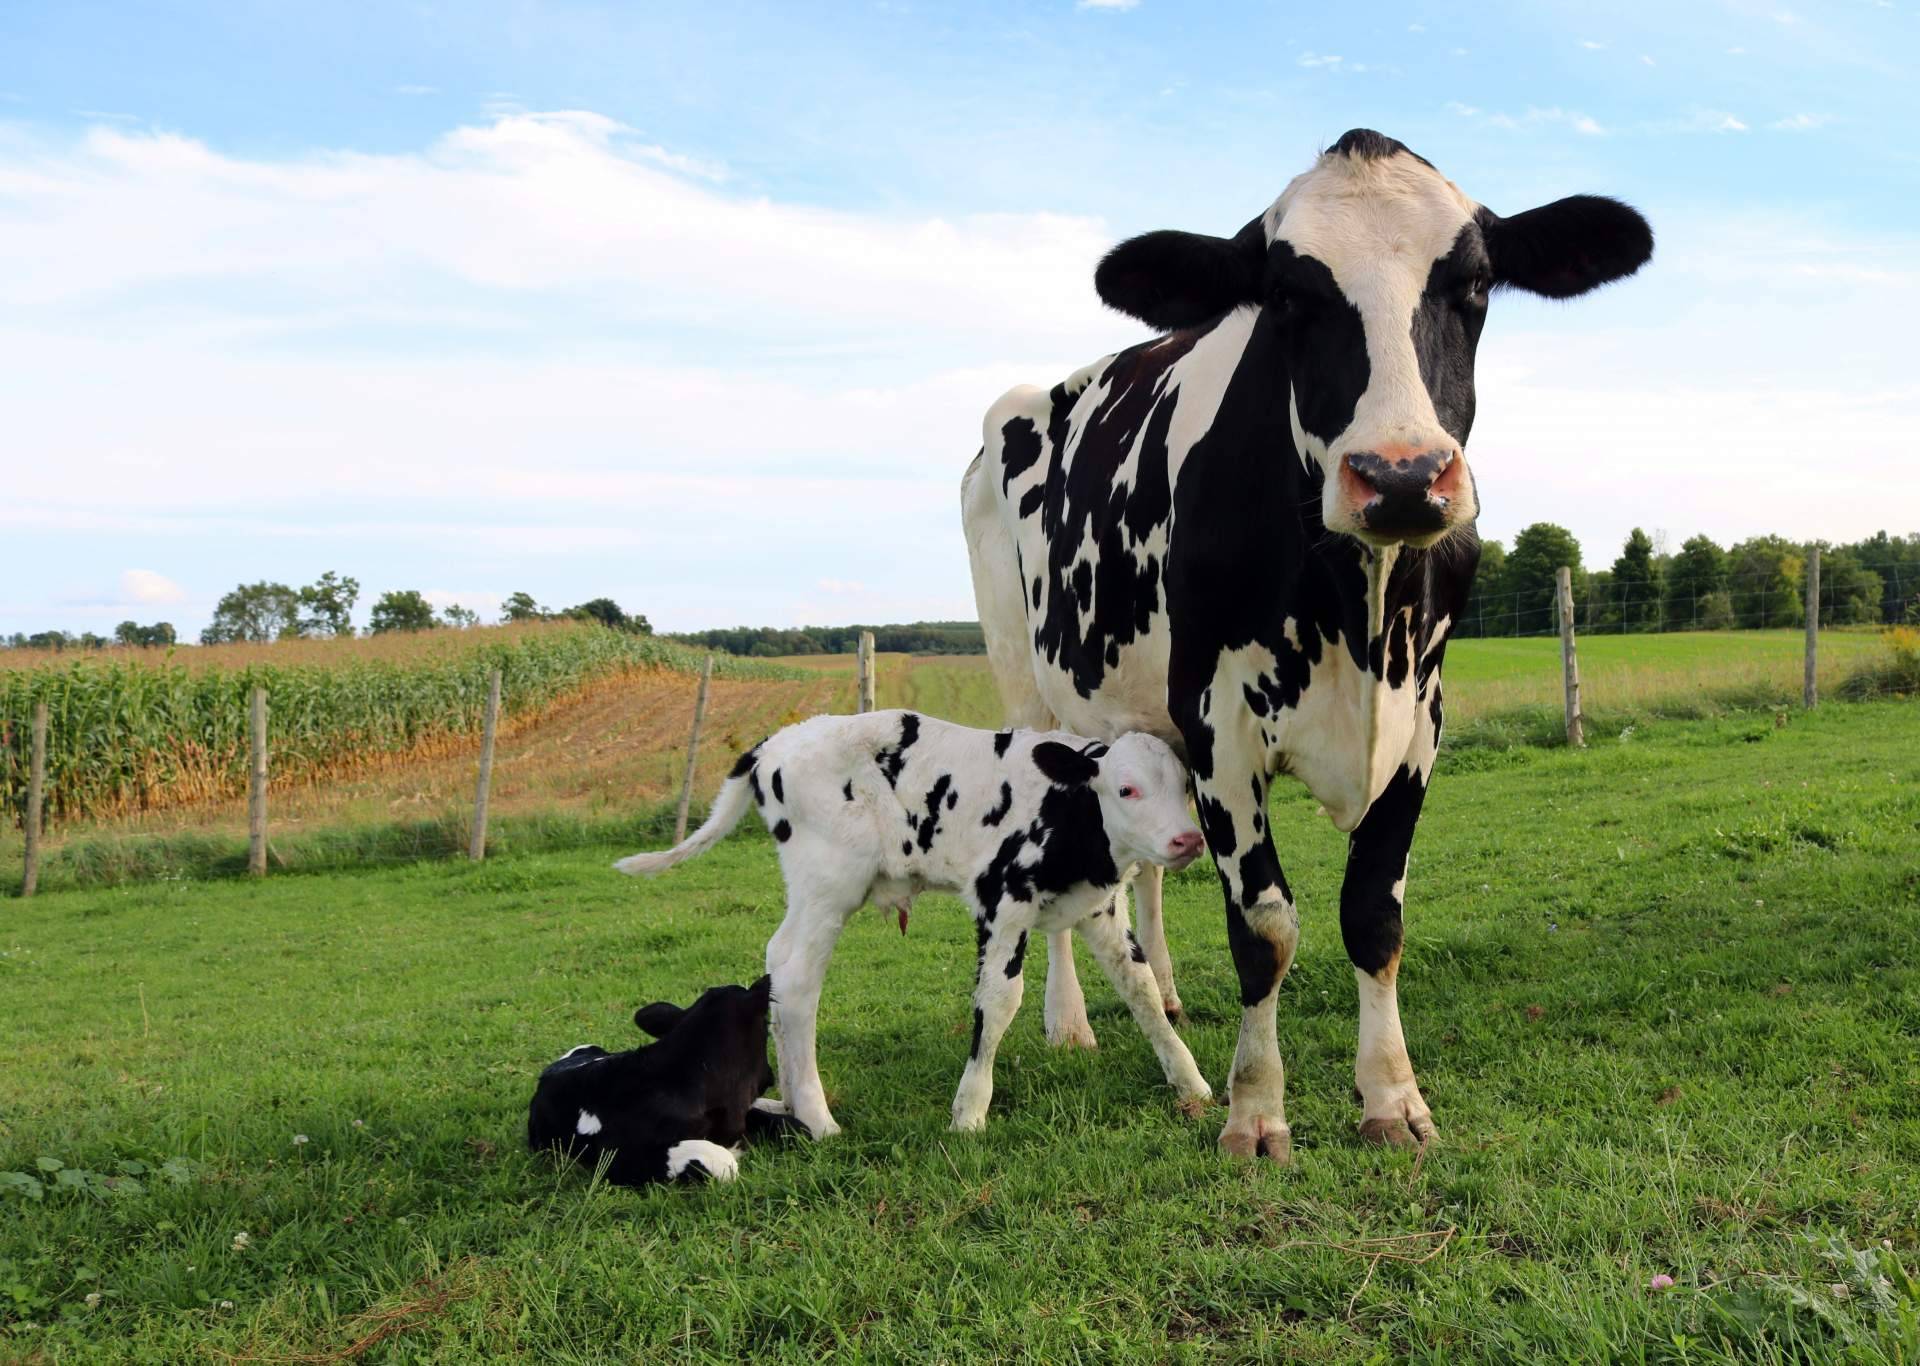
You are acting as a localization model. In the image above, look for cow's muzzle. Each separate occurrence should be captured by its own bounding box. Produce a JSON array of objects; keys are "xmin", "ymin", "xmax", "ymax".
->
[{"xmin": 1338, "ymin": 447, "xmax": 1467, "ymax": 541}]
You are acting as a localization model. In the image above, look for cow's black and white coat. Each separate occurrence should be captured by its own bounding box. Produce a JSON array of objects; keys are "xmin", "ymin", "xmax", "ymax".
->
[
  {"xmin": 526, "ymin": 977, "xmax": 803, "ymax": 1186},
  {"xmin": 615, "ymin": 710, "xmax": 1211, "ymax": 1136},
  {"xmin": 962, "ymin": 129, "xmax": 1652, "ymax": 1159}
]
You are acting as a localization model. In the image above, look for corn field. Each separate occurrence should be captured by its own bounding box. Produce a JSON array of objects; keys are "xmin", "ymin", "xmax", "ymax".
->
[{"xmin": 1, "ymin": 624, "xmax": 799, "ymax": 824}]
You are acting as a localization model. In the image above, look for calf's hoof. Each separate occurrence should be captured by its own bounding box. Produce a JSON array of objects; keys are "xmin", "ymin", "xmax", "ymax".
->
[
  {"xmin": 950, "ymin": 1111, "xmax": 988, "ymax": 1133},
  {"xmin": 1176, "ymin": 1091, "xmax": 1214, "ymax": 1120},
  {"xmin": 1046, "ymin": 1022, "xmax": 1098, "ymax": 1050},
  {"xmin": 1218, "ymin": 1120, "xmax": 1292, "ymax": 1164},
  {"xmin": 1358, "ymin": 1114, "xmax": 1435, "ymax": 1149},
  {"xmin": 1163, "ymin": 1001, "xmax": 1186, "ymax": 1027}
]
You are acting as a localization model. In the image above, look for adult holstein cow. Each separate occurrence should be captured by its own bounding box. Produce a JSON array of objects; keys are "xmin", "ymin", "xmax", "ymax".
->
[{"xmin": 962, "ymin": 130, "xmax": 1651, "ymax": 1160}]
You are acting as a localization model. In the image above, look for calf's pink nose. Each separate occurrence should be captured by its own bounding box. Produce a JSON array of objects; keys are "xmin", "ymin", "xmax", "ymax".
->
[{"xmin": 1168, "ymin": 831, "xmax": 1204, "ymax": 861}]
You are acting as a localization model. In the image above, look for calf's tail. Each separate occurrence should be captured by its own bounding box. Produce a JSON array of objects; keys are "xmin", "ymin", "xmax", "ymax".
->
[{"xmin": 614, "ymin": 745, "xmax": 761, "ymax": 877}]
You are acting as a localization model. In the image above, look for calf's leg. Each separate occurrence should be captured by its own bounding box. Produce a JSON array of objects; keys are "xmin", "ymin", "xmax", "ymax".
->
[
  {"xmin": 1042, "ymin": 930, "xmax": 1097, "ymax": 1049},
  {"xmin": 1075, "ymin": 900, "xmax": 1210, "ymax": 1110},
  {"xmin": 951, "ymin": 911, "xmax": 1036, "ymax": 1131},
  {"xmin": 763, "ymin": 862, "xmax": 863, "ymax": 1138},
  {"xmin": 1130, "ymin": 864, "xmax": 1183, "ymax": 1021}
]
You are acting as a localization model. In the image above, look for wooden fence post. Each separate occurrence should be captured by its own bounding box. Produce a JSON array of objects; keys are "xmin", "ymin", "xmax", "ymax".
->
[
  {"xmin": 1803, "ymin": 545, "xmax": 1820, "ymax": 709},
  {"xmin": 857, "ymin": 631, "xmax": 876, "ymax": 714},
  {"xmin": 469, "ymin": 670, "xmax": 503, "ymax": 860},
  {"xmin": 248, "ymin": 685, "xmax": 268, "ymax": 876},
  {"xmin": 1556, "ymin": 567, "xmax": 1585, "ymax": 748},
  {"xmin": 673, "ymin": 655, "xmax": 714, "ymax": 844},
  {"xmin": 20, "ymin": 701, "xmax": 47, "ymax": 898}
]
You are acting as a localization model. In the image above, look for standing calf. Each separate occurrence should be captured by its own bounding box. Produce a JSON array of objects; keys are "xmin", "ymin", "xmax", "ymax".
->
[{"xmin": 615, "ymin": 710, "xmax": 1212, "ymax": 1136}]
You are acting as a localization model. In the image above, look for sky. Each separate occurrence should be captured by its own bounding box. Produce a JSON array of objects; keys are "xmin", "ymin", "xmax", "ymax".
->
[{"xmin": 2, "ymin": 0, "xmax": 1916, "ymax": 638}]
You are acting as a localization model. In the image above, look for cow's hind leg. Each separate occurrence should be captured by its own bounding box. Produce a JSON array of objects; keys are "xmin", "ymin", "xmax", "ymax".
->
[
  {"xmin": 1194, "ymin": 762, "xmax": 1299, "ymax": 1163},
  {"xmin": 1130, "ymin": 864, "xmax": 1183, "ymax": 1022},
  {"xmin": 951, "ymin": 910, "xmax": 1036, "ymax": 1130},
  {"xmin": 1076, "ymin": 900, "xmax": 1210, "ymax": 1111},
  {"xmin": 1342, "ymin": 761, "xmax": 1436, "ymax": 1147}
]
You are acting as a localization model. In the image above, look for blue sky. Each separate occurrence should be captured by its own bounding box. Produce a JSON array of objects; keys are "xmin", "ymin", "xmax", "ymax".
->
[{"xmin": 3, "ymin": 0, "xmax": 1915, "ymax": 637}]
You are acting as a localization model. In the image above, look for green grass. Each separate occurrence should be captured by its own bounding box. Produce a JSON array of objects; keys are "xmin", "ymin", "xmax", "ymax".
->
[{"xmin": 4, "ymin": 701, "xmax": 1917, "ymax": 1361}]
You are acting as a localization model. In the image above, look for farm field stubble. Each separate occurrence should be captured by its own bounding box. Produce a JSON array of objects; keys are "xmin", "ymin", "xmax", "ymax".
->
[{"xmin": 3, "ymin": 700, "xmax": 1917, "ymax": 1362}]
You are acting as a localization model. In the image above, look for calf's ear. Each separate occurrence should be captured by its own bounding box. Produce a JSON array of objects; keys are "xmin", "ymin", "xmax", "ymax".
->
[
  {"xmin": 1479, "ymin": 196, "xmax": 1653, "ymax": 299},
  {"xmin": 633, "ymin": 1002, "xmax": 685, "ymax": 1037},
  {"xmin": 1094, "ymin": 215, "xmax": 1266, "ymax": 331},
  {"xmin": 1032, "ymin": 741, "xmax": 1100, "ymax": 787},
  {"xmin": 748, "ymin": 974, "xmax": 773, "ymax": 1009}
]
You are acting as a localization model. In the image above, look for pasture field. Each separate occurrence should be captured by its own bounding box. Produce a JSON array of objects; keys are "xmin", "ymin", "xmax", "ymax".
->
[
  {"xmin": 4, "ymin": 701, "xmax": 1917, "ymax": 1362},
  {"xmin": 7, "ymin": 630, "xmax": 1906, "ymax": 892}
]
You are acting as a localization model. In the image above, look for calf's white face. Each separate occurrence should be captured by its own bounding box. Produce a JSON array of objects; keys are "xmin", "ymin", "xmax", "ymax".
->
[{"xmin": 1036, "ymin": 733, "xmax": 1203, "ymax": 870}]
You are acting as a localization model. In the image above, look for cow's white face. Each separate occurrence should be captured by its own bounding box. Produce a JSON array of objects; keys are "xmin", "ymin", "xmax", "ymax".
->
[
  {"xmin": 1091, "ymin": 129, "xmax": 1653, "ymax": 551},
  {"xmin": 1265, "ymin": 142, "xmax": 1483, "ymax": 547}
]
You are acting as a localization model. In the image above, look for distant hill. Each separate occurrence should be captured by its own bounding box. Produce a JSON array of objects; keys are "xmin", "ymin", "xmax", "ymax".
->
[{"xmin": 667, "ymin": 620, "xmax": 985, "ymax": 657}]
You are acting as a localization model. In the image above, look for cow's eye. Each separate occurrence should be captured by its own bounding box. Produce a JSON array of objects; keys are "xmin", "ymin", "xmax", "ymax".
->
[
  {"xmin": 1465, "ymin": 272, "xmax": 1491, "ymax": 303},
  {"xmin": 1118, "ymin": 785, "xmax": 1140, "ymax": 800}
]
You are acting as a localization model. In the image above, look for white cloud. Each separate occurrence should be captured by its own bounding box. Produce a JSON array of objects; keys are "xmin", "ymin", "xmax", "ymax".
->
[
  {"xmin": 1580, "ymin": 39, "xmax": 1607, "ymax": 49},
  {"xmin": 1406, "ymin": 22, "xmax": 1425, "ymax": 32},
  {"xmin": 1076, "ymin": 0, "xmax": 1139, "ymax": 9},
  {"xmin": 1450, "ymin": 47, "xmax": 1469, "ymax": 56},
  {"xmin": 423, "ymin": 588, "xmax": 504, "ymax": 617},
  {"xmin": 1771, "ymin": 112, "xmax": 1833, "ymax": 131},
  {"xmin": 1297, "ymin": 51, "xmax": 1343, "ymax": 67},
  {"xmin": 816, "ymin": 579, "xmax": 868, "ymax": 595},
  {"xmin": 1465, "ymin": 105, "xmax": 1606, "ymax": 136},
  {"xmin": 1640, "ymin": 54, "xmax": 1656, "ymax": 65},
  {"xmin": 1727, "ymin": 46, "xmax": 1747, "ymax": 54},
  {"xmin": 120, "ymin": 569, "xmax": 186, "ymax": 604}
]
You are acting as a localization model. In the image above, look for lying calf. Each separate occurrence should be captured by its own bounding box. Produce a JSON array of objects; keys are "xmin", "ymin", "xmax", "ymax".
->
[
  {"xmin": 527, "ymin": 976, "xmax": 802, "ymax": 1185},
  {"xmin": 615, "ymin": 710, "xmax": 1212, "ymax": 1137}
]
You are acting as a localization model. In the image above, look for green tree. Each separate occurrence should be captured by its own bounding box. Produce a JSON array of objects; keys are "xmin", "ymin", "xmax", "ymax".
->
[
  {"xmin": 1817, "ymin": 550, "xmax": 1885, "ymax": 626},
  {"xmin": 201, "ymin": 582, "xmax": 301, "ymax": 644},
  {"xmin": 1663, "ymin": 535, "xmax": 1727, "ymax": 629},
  {"xmin": 368, "ymin": 590, "xmax": 440, "ymax": 634},
  {"xmin": 441, "ymin": 604, "xmax": 480, "ymax": 629},
  {"xmin": 298, "ymin": 571, "xmax": 360, "ymax": 637},
  {"xmin": 1460, "ymin": 539, "xmax": 1508, "ymax": 637},
  {"xmin": 566, "ymin": 598, "xmax": 651, "ymax": 634},
  {"xmin": 114, "ymin": 620, "xmax": 177, "ymax": 647},
  {"xmin": 1725, "ymin": 537, "xmax": 1804, "ymax": 629},
  {"xmin": 501, "ymin": 591, "xmax": 546, "ymax": 623},
  {"xmin": 1505, "ymin": 523, "xmax": 1584, "ymax": 635},
  {"xmin": 1610, "ymin": 528, "xmax": 1663, "ymax": 631}
]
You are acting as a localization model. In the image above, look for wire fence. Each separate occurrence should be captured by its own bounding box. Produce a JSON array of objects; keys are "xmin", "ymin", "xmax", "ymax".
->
[{"xmin": 1459, "ymin": 558, "xmax": 1914, "ymax": 639}]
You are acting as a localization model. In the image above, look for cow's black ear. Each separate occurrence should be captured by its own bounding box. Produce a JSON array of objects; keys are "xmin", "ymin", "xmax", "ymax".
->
[
  {"xmin": 1480, "ymin": 196, "xmax": 1652, "ymax": 300},
  {"xmin": 1094, "ymin": 215, "xmax": 1266, "ymax": 330},
  {"xmin": 748, "ymin": 974, "xmax": 773, "ymax": 1008},
  {"xmin": 1032, "ymin": 741, "xmax": 1100, "ymax": 787},
  {"xmin": 633, "ymin": 1002, "xmax": 685, "ymax": 1037}
]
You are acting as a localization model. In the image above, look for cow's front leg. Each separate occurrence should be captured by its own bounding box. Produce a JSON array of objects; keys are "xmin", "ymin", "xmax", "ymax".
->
[
  {"xmin": 1196, "ymin": 764, "xmax": 1299, "ymax": 1163},
  {"xmin": 1042, "ymin": 930, "xmax": 1097, "ymax": 1049},
  {"xmin": 1130, "ymin": 864, "xmax": 1183, "ymax": 1022},
  {"xmin": 1342, "ymin": 761, "xmax": 1436, "ymax": 1147},
  {"xmin": 952, "ymin": 910, "xmax": 1035, "ymax": 1131},
  {"xmin": 1075, "ymin": 900, "xmax": 1210, "ymax": 1110}
]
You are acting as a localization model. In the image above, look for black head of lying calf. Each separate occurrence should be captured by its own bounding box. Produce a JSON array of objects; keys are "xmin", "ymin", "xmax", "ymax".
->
[{"xmin": 527, "ymin": 975, "xmax": 804, "ymax": 1186}]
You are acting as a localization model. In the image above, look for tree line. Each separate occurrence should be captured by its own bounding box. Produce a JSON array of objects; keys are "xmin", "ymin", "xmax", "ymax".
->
[
  {"xmin": 668, "ymin": 621, "xmax": 987, "ymax": 657},
  {"xmin": 3, "ymin": 575, "xmax": 654, "ymax": 651},
  {"xmin": 1460, "ymin": 527, "xmax": 1918, "ymax": 638}
]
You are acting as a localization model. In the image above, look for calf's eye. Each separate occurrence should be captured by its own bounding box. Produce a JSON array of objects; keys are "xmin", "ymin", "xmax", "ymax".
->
[{"xmin": 1118, "ymin": 785, "xmax": 1140, "ymax": 799}]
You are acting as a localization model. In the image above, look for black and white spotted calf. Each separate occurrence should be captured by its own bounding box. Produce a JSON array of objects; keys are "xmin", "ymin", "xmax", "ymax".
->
[
  {"xmin": 615, "ymin": 710, "xmax": 1211, "ymax": 1136},
  {"xmin": 527, "ymin": 977, "xmax": 803, "ymax": 1186},
  {"xmin": 963, "ymin": 129, "xmax": 1652, "ymax": 1160}
]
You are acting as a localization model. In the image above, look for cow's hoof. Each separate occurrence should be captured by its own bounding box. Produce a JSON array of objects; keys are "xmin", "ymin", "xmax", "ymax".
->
[
  {"xmin": 1163, "ymin": 1002, "xmax": 1186, "ymax": 1027},
  {"xmin": 1219, "ymin": 1122, "xmax": 1292, "ymax": 1164},
  {"xmin": 1358, "ymin": 1114, "xmax": 1434, "ymax": 1149}
]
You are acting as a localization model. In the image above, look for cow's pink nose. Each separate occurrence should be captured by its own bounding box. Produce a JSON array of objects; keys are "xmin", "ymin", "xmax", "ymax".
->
[{"xmin": 1168, "ymin": 831, "xmax": 1204, "ymax": 862}]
